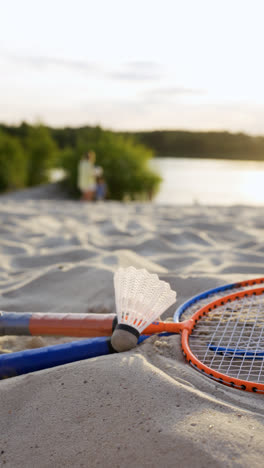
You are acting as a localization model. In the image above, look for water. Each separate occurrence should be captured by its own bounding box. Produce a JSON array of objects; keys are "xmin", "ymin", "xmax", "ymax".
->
[{"xmin": 151, "ymin": 158, "xmax": 264, "ymax": 206}]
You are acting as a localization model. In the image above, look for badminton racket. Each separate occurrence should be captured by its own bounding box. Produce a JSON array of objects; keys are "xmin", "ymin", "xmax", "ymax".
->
[
  {"xmin": 143, "ymin": 286, "xmax": 264, "ymax": 393},
  {"xmin": 1, "ymin": 276, "xmax": 264, "ymax": 339},
  {"xmin": 173, "ymin": 277, "xmax": 264, "ymax": 360},
  {"xmin": 3, "ymin": 288, "xmax": 264, "ymax": 390}
]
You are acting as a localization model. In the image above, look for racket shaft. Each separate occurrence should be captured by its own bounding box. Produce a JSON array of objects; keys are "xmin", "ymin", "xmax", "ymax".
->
[{"xmin": 143, "ymin": 321, "xmax": 184, "ymax": 334}]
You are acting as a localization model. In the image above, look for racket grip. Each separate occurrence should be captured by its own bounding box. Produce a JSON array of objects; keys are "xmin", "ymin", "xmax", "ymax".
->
[
  {"xmin": 0, "ymin": 337, "xmax": 114, "ymax": 379},
  {"xmin": 0, "ymin": 312, "xmax": 116, "ymax": 337},
  {"xmin": 29, "ymin": 313, "xmax": 115, "ymax": 337}
]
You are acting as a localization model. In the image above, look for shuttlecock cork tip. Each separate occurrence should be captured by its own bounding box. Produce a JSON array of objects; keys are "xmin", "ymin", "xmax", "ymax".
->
[{"xmin": 111, "ymin": 324, "xmax": 139, "ymax": 352}]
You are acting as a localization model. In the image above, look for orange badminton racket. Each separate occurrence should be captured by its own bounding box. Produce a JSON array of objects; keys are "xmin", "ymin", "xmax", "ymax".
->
[{"xmin": 143, "ymin": 286, "xmax": 264, "ymax": 393}]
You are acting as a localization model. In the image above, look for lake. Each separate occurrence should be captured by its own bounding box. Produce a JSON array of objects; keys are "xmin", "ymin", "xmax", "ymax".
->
[{"xmin": 151, "ymin": 158, "xmax": 264, "ymax": 206}]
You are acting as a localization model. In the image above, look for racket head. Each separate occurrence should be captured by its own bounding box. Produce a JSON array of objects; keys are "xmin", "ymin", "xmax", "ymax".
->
[
  {"xmin": 181, "ymin": 286, "xmax": 264, "ymax": 393},
  {"xmin": 174, "ymin": 277, "xmax": 264, "ymax": 323}
]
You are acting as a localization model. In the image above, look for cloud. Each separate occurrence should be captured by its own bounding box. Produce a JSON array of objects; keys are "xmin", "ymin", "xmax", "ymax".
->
[
  {"xmin": 110, "ymin": 61, "xmax": 162, "ymax": 81},
  {"xmin": 109, "ymin": 71, "xmax": 160, "ymax": 81},
  {"xmin": 2, "ymin": 52, "xmax": 162, "ymax": 81},
  {"xmin": 3, "ymin": 53, "xmax": 100, "ymax": 73},
  {"xmin": 144, "ymin": 86, "xmax": 205, "ymax": 98}
]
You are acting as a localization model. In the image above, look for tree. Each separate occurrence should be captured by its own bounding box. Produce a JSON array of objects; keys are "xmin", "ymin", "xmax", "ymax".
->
[
  {"xmin": 0, "ymin": 131, "xmax": 27, "ymax": 192},
  {"xmin": 60, "ymin": 127, "xmax": 162, "ymax": 200},
  {"xmin": 24, "ymin": 125, "xmax": 59, "ymax": 186}
]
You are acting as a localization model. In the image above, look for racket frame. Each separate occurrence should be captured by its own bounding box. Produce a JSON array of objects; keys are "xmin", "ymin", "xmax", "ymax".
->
[
  {"xmin": 174, "ymin": 277, "xmax": 264, "ymax": 323},
  {"xmin": 180, "ymin": 287, "xmax": 264, "ymax": 393},
  {"xmin": 143, "ymin": 287, "xmax": 264, "ymax": 392}
]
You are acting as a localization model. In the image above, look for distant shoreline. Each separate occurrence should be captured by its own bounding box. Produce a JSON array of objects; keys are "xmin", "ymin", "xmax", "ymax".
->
[
  {"xmin": 123, "ymin": 129, "xmax": 264, "ymax": 161},
  {"xmin": 1, "ymin": 123, "xmax": 264, "ymax": 161},
  {"xmin": 153, "ymin": 154, "xmax": 264, "ymax": 162}
]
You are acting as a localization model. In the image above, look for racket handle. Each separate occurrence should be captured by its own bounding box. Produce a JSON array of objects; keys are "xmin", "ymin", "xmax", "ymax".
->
[
  {"xmin": 0, "ymin": 337, "xmax": 114, "ymax": 379},
  {"xmin": 0, "ymin": 312, "xmax": 116, "ymax": 337},
  {"xmin": 30, "ymin": 313, "xmax": 115, "ymax": 337}
]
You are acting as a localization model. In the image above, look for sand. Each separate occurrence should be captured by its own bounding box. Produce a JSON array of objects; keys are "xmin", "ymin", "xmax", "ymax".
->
[{"xmin": 0, "ymin": 184, "xmax": 264, "ymax": 467}]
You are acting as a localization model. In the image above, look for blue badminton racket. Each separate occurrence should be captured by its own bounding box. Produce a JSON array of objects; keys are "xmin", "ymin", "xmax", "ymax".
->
[{"xmin": 0, "ymin": 334, "xmax": 154, "ymax": 379}]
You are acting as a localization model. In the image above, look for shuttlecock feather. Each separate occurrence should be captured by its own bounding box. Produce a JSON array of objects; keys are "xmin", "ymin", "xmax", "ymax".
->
[{"xmin": 111, "ymin": 266, "xmax": 177, "ymax": 352}]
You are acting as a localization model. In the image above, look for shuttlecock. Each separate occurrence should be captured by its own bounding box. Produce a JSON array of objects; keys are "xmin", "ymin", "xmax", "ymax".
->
[{"xmin": 111, "ymin": 266, "xmax": 177, "ymax": 352}]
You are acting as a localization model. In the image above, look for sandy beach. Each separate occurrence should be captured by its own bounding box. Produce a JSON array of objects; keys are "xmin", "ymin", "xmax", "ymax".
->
[{"xmin": 1, "ymin": 184, "xmax": 264, "ymax": 467}]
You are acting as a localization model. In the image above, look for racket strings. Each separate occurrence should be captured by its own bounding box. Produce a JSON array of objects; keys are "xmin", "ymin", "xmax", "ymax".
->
[
  {"xmin": 178, "ymin": 281, "xmax": 264, "ymax": 322},
  {"xmin": 247, "ymin": 314, "xmax": 264, "ymax": 383},
  {"xmin": 225, "ymin": 295, "xmax": 260, "ymax": 378},
  {"xmin": 206, "ymin": 299, "xmax": 242, "ymax": 369},
  {"xmin": 178, "ymin": 289, "xmax": 240, "ymax": 321},
  {"xmin": 189, "ymin": 293, "xmax": 264, "ymax": 384}
]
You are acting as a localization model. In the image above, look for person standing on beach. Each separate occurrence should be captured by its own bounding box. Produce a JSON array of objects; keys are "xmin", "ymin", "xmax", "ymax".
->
[
  {"xmin": 95, "ymin": 175, "xmax": 107, "ymax": 201},
  {"xmin": 77, "ymin": 151, "xmax": 96, "ymax": 201}
]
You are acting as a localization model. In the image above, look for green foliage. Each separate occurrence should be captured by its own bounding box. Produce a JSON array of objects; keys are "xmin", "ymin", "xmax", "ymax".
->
[
  {"xmin": 59, "ymin": 146, "xmax": 80, "ymax": 196},
  {"xmin": 0, "ymin": 123, "xmax": 161, "ymax": 200},
  {"xmin": 5, "ymin": 121, "xmax": 264, "ymax": 199},
  {"xmin": 127, "ymin": 130, "xmax": 264, "ymax": 160},
  {"xmin": 2, "ymin": 123, "xmax": 264, "ymax": 162},
  {"xmin": 23, "ymin": 125, "xmax": 59, "ymax": 186},
  {"xmin": 60, "ymin": 127, "xmax": 162, "ymax": 200},
  {"xmin": 0, "ymin": 131, "xmax": 27, "ymax": 192}
]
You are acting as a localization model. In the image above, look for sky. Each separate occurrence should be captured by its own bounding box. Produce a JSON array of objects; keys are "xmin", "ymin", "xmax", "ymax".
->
[{"xmin": 1, "ymin": 0, "xmax": 264, "ymax": 133}]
